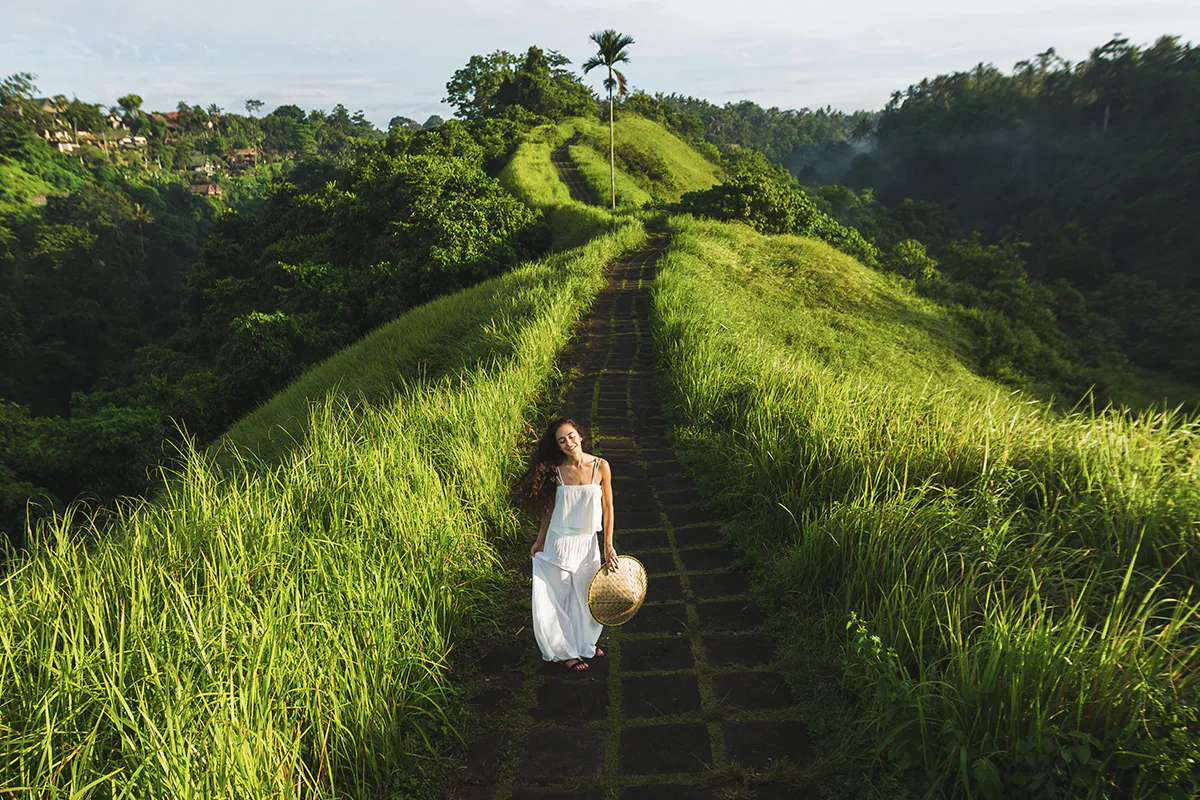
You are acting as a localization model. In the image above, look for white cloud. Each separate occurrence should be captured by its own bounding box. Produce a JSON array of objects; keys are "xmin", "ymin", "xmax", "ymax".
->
[{"xmin": 1, "ymin": 0, "xmax": 1197, "ymax": 125}]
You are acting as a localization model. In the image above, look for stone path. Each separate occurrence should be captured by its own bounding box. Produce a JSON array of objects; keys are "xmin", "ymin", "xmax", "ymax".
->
[
  {"xmin": 551, "ymin": 138, "xmax": 594, "ymax": 205},
  {"xmin": 456, "ymin": 235, "xmax": 817, "ymax": 799}
]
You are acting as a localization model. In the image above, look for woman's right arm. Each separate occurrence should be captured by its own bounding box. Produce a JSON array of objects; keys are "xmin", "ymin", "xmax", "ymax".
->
[{"xmin": 531, "ymin": 507, "xmax": 551, "ymax": 558}]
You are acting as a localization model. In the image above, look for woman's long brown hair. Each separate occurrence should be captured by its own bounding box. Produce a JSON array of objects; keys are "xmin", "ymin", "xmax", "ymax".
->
[{"xmin": 512, "ymin": 416, "xmax": 588, "ymax": 517}]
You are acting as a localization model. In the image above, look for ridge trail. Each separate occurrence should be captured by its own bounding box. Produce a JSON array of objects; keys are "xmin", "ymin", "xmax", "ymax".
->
[
  {"xmin": 550, "ymin": 138, "xmax": 594, "ymax": 205},
  {"xmin": 457, "ymin": 233, "xmax": 818, "ymax": 799}
]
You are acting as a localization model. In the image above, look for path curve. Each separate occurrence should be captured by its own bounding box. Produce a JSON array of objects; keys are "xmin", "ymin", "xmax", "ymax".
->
[{"xmin": 551, "ymin": 138, "xmax": 594, "ymax": 205}]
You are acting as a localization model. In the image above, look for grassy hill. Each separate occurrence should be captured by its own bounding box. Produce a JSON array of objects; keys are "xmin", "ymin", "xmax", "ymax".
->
[
  {"xmin": 0, "ymin": 109, "xmax": 649, "ymax": 794},
  {"xmin": 652, "ymin": 215, "xmax": 1200, "ymax": 797},
  {"xmin": 499, "ymin": 115, "xmax": 722, "ymax": 229}
]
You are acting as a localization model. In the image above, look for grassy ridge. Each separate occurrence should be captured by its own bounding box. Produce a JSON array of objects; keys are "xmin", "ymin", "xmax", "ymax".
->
[
  {"xmin": 569, "ymin": 115, "xmax": 723, "ymax": 204},
  {"xmin": 223, "ymin": 266, "xmax": 560, "ymax": 463},
  {"xmin": 497, "ymin": 121, "xmax": 613, "ymax": 251},
  {"xmin": 500, "ymin": 116, "xmax": 721, "ymax": 218},
  {"xmin": 652, "ymin": 216, "xmax": 1200, "ymax": 798},
  {"xmin": 0, "ymin": 221, "xmax": 646, "ymax": 797}
]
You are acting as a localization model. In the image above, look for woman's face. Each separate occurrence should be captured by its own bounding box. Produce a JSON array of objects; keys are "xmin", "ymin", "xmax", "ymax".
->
[{"xmin": 555, "ymin": 425, "xmax": 582, "ymax": 458}]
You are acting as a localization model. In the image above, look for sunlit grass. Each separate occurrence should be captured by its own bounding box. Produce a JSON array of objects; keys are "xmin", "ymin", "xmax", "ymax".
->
[
  {"xmin": 0, "ymin": 221, "xmax": 647, "ymax": 797},
  {"xmin": 653, "ymin": 215, "xmax": 1200, "ymax": 798}
]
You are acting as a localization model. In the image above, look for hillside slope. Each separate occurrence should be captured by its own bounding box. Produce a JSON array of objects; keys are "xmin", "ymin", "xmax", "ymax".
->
[{"xmin": 653, "ymin": 215, "xmax": 1200, "ymax": 797}]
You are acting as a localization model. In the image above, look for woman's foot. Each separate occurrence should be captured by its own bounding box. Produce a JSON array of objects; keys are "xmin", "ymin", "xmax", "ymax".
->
[
  {"xmin": 560, "ymin": 658, "xmax": 589, "ymax": 671},
  {"xmin": 592, "ymin": 647, "xmax": 606, "ymax": 659}
]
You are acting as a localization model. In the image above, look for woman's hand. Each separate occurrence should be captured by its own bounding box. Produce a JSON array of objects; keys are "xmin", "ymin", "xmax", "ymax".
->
[
  {"xmin": 531, "ymin": 538, "xmax": 545, "ymax": 559},
  {"xmin": 604, "ymin": 544, "xmax": 619, "ymax": 571}
]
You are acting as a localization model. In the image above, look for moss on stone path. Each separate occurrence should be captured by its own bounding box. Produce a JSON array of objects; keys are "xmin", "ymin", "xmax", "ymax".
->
[{"xmin": 451, "ymin": 234, "xmax": 820, "ymax": 799}]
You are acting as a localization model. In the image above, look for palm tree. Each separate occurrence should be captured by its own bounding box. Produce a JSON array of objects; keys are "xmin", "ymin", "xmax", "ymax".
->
[{"xmin": 582, "ymin": 29, "xmax": 634, "ymax": 209}]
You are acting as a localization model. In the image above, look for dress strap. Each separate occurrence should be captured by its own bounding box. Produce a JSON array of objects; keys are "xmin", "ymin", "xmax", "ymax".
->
[
  {"xmin": 554, "ymin": 465, "xmax": 562, "ymax": 485},
  {"xmin": 590, "ymin": 458, "xmax": 601, "ymax": 484}
]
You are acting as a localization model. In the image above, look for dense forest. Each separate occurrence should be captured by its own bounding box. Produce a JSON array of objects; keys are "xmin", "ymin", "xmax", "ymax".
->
[
  {"xmin": 0, "ymin": 47, "xmax": 601, "ymax": 549},
  {"xmin": 663, "ymin": 36, "xmax": 1200, "ymax": 388}
]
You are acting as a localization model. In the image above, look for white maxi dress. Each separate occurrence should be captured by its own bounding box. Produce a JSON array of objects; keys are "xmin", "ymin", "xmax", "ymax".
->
[{"xmin": 531, "ymin": 459, "xmax": 605, "ymax": 662}]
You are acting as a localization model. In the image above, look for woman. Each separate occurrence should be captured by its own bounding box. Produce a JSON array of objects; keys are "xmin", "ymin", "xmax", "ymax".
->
[{"xmin": 515, "ymin": 417, "xmax": 619, "ymax": 671}]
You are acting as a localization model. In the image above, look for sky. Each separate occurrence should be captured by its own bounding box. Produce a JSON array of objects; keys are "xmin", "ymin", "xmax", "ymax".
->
[{"xmin": 3, "ymin": 0, "xmax": 1198, "ymax": 128}]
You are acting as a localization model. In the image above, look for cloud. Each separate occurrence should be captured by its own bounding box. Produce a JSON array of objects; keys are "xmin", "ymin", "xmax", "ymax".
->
[{"xmin": 3, "ymin": 0, "xmax": 1198, "ymax": 125}]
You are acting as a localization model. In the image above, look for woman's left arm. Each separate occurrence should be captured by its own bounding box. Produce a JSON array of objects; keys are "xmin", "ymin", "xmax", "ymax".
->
[{"xmin": 600, "ymin": 458, "xmax": 618, "ymax": 569}]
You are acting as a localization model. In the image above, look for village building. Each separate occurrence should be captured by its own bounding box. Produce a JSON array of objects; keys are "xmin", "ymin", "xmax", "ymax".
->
[
  {"xmin": 189, "ymin": 183, "xmax": 223, "ymax": 197},
  {"xmin": 228, "ymin": 148, "xmax": 259, "ymax": 170}
]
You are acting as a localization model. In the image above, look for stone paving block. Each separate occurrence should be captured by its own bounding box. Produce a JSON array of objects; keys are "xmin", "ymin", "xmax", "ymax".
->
[
  {"xmin": 645, "ymin": 574, "xmax": 684, "ymax": 602},
  {"xmin": 650, "ymin": 476, "xmax": 700, "ymax": 493},
  {"xmin": 722, "ymin": 721, "xmax": 812, "ymax": 769},
  {"xmin": 687, "ymin": 571, "xmax": 750, "ymax": 599},
  {"xmin": 620, "ymin": 636, "xmax": 694, "ymax": 672},
  {"xmin": 620, "ymin": 723, "xmax": 712, "ymax": 774},
  {"xmin": 465, "ymin": 735, "xmax": 502, "ymax": 780},
  {"xmin": 695, "ymin": 600, "xmax": 764, "ymax": 632},
  {"xmin": 511, "ymin": 787, "xmax": 605, "ymax": 800},
  {"xmin": 622, "ymin": 508, "xmax": 664, "ymax": 530},
  {"xmin": 470, "ymin": 685, "xmax": 511, "ymax": 715},
  {"xmin": 633, "ymin": 551, "xmax": 676, "ymax": 575},
  {"xmin": 703, "ymin": 634, "xmax": 775, "ymax": 668},
  {"xmin": 618, "ymin": 530, "xmax": 671, "ymax": 552},
  {"xmin": 622, "ymin": 602, "xmax": 690, "ymax": 634},
  {"xmin": 679, "ymin": 547, "xmax": 733, "ymax": 572},
  {"xmin": 645, "ymin": 462, "xmax": 684, "ymax": 478},
  {"xmin": 655, "ymin": 488, "xmax": 707, "ymax": 507},
  {"xmin": 623, "ymin": 673, "xmax": 702, "ymax": 717},
  {"xmin": 616, "ymin": 486, "xmax": 656, "ymax": 504},
  {"xmin": 531, "ymin": 677, "xmax": 610, "ymax": 722},
  {"xmin": 477, "ymin": 643, "xmax": 525, "ymax": 675},
  {"xmin": 673, "ymin": 525, "xmax": 724, "ymax": 547},
  {"xmin": 520, "ymin": 727, "xmax": 606, "ymax": 783},
  {"xmin": 621, "ymin": 786, "xmax": 721, "ymax": 799},
  {"xmin": 665, "ymin": 506, "xmax": 714, "ymax": 527},
  {"xmin": 711, "ymin": 672, "xmax": 794, "ymax": 711},
  {"xmin": 744, "ymin": 783, "xmax": 821, "ymax": 800}
]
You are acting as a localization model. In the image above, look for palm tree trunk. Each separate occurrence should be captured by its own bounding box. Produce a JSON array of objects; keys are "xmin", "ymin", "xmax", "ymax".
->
[{"xmin": 608, "ymin": 73, "xmax": 616, "ymax": 209}]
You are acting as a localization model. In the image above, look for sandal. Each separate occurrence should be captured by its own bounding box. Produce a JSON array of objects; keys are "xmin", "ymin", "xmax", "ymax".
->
[
  {"xmin": 592, "ymin": 648, "xmax": 606, "ymax": 659},
  {"xmin": 560, "ymin": 658, "xmax": 589, "ymax": 671}
]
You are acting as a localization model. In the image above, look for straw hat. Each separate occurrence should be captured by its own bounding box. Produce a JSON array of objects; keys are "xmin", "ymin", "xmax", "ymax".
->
[{"xmin": 588, "ymin": 555, "xmax": 648, "ymax": 626}]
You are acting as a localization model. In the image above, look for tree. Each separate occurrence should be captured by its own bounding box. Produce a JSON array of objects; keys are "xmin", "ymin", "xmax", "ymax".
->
[
  {"xmin": 245, "ymin": 99, "xmax": 264, "ymax": 116},
  {"xmin": 582, "ymin": 30, "xmax": 634, "ymax": 209},
  {"xmin": 444, "ymin": 50, "xmax": 519, "ymax": 121},
  {"xmin": 389, "ymin": 115, "xmax": 422, "ymax": 132},
  {"xmin": 423, "ymin": 114, "xmax": 445, "ymax": 128},
  {"xmin": 116, "ymin": 94, "xmax": 143, "ymax": 123}
]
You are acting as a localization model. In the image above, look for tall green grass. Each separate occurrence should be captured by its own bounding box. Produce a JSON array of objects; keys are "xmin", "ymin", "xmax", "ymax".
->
[
  {"xmin": 652, "ymin": 216, "xmax": 1200, "ymax": 798},
  {"xmin": 499, "ymin": 116, "xmax": 722, "ymax": 231},
  {"xmin": 0, "ymin": 221, "xmax": 647, "ymax": 797},
  {"xmin": 497, "ymin": 121, "xmax": 613, "ymax": 251},
  {"xmin": 569, "ymin": 115, "xmax": 723, "ymax": 204}
]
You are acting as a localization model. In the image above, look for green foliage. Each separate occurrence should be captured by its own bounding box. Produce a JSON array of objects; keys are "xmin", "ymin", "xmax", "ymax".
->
[
  {"xmin": 176, "ymin": 133, "xmax": 543, "ymax": 432},
  {"xmin": 809, "ymin": 37, "xmax": 1200, "ymax": 383},
  {"xmin": 653, "ymin": 215, "xmax": 1200, "ymax": 798},
  {"xmin": 445, "ymin": 47, "xmax": 596, "ymax": 123},
  {"xmin": 659, "ymin": 93, "xmax": 875, "ymax": 170},
  {"xmin": 679, "ymin": 173, "xmax": 880, "ymax": 264}
]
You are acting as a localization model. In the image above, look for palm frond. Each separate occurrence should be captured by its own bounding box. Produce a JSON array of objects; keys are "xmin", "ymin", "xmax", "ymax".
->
[
  {"xmin": 582, "ymin": 55, "xmax": 604, "ymax": 74},
  {"xmin": 614, "ymin": 69, "xmax": 629, "ymax": 98},
  {"xmin": 588, "ymin": 29, "xmax": 635, "ymax": 65}
]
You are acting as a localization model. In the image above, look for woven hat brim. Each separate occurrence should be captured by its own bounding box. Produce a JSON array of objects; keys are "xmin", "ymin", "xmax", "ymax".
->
[{"xmin": 588, "ymin": 555, "xmax": 648, "ymax": 626}]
